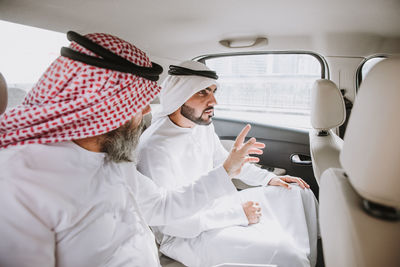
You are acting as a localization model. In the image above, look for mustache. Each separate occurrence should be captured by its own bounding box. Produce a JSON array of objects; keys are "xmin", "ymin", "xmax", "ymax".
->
[{"xmin": 203, "ymin": 107, "xmax": 214, "ymax": 113}]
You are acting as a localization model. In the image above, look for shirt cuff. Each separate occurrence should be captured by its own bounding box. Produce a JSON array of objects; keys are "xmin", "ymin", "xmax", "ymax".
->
[
  {"xmin": 234, "ymin": 202, "xmax": 250, "ymax": 226},
  {"xmin": 262, "ymin": 171, "xmax": 277, "ymax": 186},
  {"xmin": 202, "ymin": 165, "xmax": 237, "ymax": 200}
]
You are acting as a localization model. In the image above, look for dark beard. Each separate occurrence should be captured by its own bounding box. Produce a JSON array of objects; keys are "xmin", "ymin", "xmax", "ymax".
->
[
  {"xmin": 100, "ymin": 119, "xmax": 145, "ymax": 163},
  {"xmin": 180, "ymin": 104, "xmax": 213, "ymax": 125}
]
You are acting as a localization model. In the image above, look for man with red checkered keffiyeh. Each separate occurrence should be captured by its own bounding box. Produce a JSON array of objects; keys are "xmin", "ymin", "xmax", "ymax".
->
[{"xmin": 0, "ymin": 31, "xmax": 265, "ymax": 266}]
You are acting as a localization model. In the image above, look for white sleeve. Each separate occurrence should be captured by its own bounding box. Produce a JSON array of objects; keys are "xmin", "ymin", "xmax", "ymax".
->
[
  {"xmin": 159, "ymin": 194, "xmax": 249, "ymax": 238},
  {"xmin": 133, "ymin": 142, "xmax": 248, "ymax": 237},
  {"xmin": 238, "ymin": 163, "xmax": 276, "ymax": 186},
  {"xmin": 124, "ymin": 160, "xmax": 237, "ymax": 226},
  {"xmin": 213, "ymin": 132, "xmax": 275, "ymax": 186},
  {"xmin": 0, "ymin": 179, "xmax": 56, "ymax": 267}
]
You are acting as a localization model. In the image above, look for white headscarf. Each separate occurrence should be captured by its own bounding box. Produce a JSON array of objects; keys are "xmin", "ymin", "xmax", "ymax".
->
[{"xmin": 153, "ymin": 60, "xmax": 218, "ymax": 122}]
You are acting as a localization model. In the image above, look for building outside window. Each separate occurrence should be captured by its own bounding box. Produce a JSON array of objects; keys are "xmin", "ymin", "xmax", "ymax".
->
[{"xmin": 203, "ymin": 53, "xmax": 324, "ymax": 129}]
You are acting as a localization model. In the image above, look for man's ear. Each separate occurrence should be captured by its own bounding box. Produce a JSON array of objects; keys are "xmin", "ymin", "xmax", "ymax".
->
[{"xmin": 73, "ymin": 135, "xmax": 104, "ymax": 152}]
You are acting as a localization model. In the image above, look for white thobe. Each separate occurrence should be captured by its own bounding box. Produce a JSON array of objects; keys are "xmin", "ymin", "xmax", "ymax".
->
[
  {"xmin": 137, "ymin": 117, "xmax": 319, "ymax": 267},
  {"xmin": 0, "ymin": 141, "xmax": 236, "ymax": 267}
]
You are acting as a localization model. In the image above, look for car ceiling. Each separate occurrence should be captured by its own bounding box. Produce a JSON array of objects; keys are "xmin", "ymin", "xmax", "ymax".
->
[{"xmin": 1, "ymin": 0, "xmax": 400, "ymax": 60}]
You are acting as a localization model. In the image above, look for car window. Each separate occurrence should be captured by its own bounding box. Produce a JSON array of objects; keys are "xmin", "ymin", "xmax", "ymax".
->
[
  {"xmin": 202, "ymin": 53, "xmax": 325, "ymax": 129},
  {"xmin": 0, "ymin": 20, "xmax": 68, "ymax": 109}
]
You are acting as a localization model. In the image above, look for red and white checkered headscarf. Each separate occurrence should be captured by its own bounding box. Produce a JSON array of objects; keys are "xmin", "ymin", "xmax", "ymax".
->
[{"xmin": 0, "ymin": 33, "xmax": 161, "ymax": 149}]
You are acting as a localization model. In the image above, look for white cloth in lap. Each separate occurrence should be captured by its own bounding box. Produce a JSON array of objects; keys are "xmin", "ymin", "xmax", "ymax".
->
[{"xmin": 160, "ymin": 186, "xmax": 318, "ymax": 267}]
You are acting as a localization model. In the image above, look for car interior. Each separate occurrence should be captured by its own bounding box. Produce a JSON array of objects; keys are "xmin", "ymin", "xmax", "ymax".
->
[
  {"xmin": 0, "ymin": 73, "xmax": 7, "ymax": 115},
  {"xmin": 309, "ymin": 79, "xmax": 345, "ymax": 184},
  {"xmin": 0, "ymin": 0, "xmax": 399, "ymax": 266}
]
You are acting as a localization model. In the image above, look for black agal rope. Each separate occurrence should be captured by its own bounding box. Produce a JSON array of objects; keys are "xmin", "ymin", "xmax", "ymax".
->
[
  {"xmin": 60, "ymin": 31, "xmax": 163, "ymax": 81},
  {"xmin": 168, "ymin": 65, "xmax": 218, "ymax": 80}
]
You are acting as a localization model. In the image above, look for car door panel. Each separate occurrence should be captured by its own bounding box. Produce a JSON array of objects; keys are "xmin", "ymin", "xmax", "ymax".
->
[{"xmin": 214, "ymin": 117, "xmax": 319, "ymax": 198}]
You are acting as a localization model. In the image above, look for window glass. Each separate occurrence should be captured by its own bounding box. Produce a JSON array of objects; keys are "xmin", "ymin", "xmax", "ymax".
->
[
  {"xmin": 204, "ymin": 54, "xmax": 323, "ymax": 129},
  {"xmin": 0, "ymin": 20, "xmax": 68, "ymax": 109}
]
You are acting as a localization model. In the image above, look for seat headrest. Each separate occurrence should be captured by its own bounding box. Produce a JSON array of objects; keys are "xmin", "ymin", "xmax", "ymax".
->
[
  {"xmin": 0, "ymin": 73, "xmax": 8, "ymax": 115},
  {"xmin": 340, "ymin": 58, "xmax": 400, "ymax": 209},
  {"xmin": 311, "ymin": 79, "xmax": 346, "ymax": 130}
]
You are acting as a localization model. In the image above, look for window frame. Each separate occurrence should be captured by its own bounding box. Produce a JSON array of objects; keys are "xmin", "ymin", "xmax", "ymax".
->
[
  {"xmin": 194, "ymin": 50, "xmax": 329, "ymax": 79},
  {"xmin": 193, "ymin": 51, "xmax": 328, "ymax": 130},
  {"xmin": 355, "ymin": 54, "xmax": 388, "ymax": 92}
]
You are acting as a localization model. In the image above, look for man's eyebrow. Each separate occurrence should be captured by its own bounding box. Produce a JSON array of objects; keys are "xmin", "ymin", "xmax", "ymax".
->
[{"xmin": 205, "ymin": 87, "xmax": 217, "ymax": 92}]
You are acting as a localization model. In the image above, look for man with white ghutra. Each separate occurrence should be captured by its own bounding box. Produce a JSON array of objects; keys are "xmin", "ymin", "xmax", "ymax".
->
[{"xmin": 137, "ymin": 60, "xmax": 320, "ymax": 267}]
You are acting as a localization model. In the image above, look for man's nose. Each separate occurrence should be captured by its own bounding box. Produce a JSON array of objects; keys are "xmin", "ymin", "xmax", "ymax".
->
[{"xmin": 208, "ymin": 93, "xmax": 217, "ymax": 106}]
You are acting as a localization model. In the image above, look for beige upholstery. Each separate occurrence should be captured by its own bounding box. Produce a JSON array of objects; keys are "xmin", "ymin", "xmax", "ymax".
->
[
  {"xmin": 309, "ymin": 131, "xmax": 343, "ymax": 183},
  {"xmin": 311, "ymin": 79, "xmax": 346, "ymax": 130},
  {"xmin": 0, "ymin": 73, "xmax": 7, "ymax": 114},
  {"xmin": 309, "ymin": 79, "xmax": 346, "ymax": 183},
  {"xmin": 160, "ymin": 255, "xmax": 185, "ymax": 267},
  {"xmin": 340, "ymin": 58, "xmax": 400, "ymax": 208},
  {"xmin": 320, "ymin": 169, "xmax": 400, "ymax": 267},
  {"xmin": 319, "ymin": 58, "xmax": 400, "ymax": 267}
]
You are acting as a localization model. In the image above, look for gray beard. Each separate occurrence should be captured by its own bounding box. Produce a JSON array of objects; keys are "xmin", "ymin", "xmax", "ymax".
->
[{"xmin": 100, "ymin": 119, "xmax": 145, "ymax": 163}]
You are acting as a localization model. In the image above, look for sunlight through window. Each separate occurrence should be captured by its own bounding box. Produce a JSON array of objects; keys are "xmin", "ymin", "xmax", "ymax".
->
[{"xmin": 0, "ymin": 20, "xmax": 68, "ymax": 108}]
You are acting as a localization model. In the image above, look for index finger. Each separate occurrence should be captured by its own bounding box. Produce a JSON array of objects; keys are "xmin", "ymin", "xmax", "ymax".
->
[{"xmin": 234, "ymin": 124, "xmax": 251, "ymax": 148}]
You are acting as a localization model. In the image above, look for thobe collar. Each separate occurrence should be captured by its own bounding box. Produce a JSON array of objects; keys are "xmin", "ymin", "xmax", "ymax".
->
[
  {"xmin": 56, "ymin": 141, "xmax": 106, "ymax": 167},
  {"xmin": 166, "ymin": 116, "xmax": 200, "ymax": 134}
]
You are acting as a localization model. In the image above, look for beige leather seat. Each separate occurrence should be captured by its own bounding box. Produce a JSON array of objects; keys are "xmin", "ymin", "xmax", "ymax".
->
[
  {"xmin": 319, "ymin": 58, "xmax": 400, "ymax": 267},
  {"xmin": 0, "ymin": 73, "xmax": 8, "ymax": 114},
  {"xmin": 309, "ymin": 79, "xmax": 346, "ymax": 184},
  {"xmin": 160, "ymin": 255, "xmax": 185, "ymax": 267}
]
